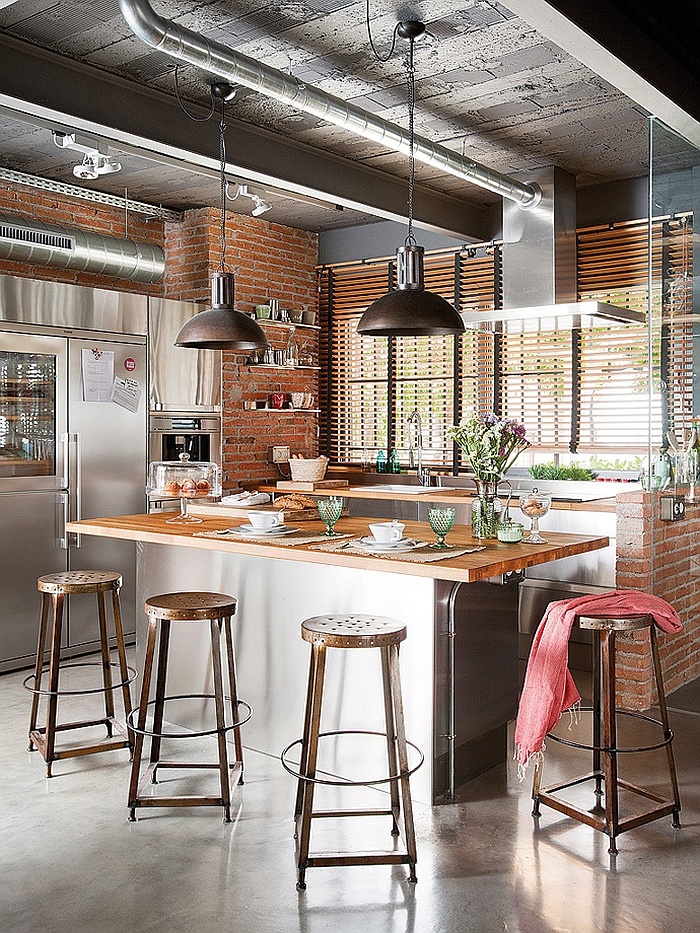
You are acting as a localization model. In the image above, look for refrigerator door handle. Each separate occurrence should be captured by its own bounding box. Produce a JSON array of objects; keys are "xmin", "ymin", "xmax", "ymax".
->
[
  {"xmin": 60, "ymin": 432, "xmax": 70, "ymax": 488},
  {"xmin": 63, "ymin": 432, "xmax": 81, "ymax": 547},
  {"xmin": 59, "ymin": 491, "xmax": 70, "ymax": 549}
]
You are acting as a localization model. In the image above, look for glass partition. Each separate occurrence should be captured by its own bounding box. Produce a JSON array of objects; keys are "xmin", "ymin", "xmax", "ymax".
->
[{"xmin": 649, "ymin": 117, "xmax": 700, "ymax": 582}]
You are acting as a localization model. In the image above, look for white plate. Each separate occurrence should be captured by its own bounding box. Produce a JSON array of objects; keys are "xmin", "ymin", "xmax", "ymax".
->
[
  {"xmin": 233, "ymin": 524, "xmax": 299, "ymax": 537},
  {"xmin": 358, "ymin": 536, "xmax": 422, "ymax": 552}
]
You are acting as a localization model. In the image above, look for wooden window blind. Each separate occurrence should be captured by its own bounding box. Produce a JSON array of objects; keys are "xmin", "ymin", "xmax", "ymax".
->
[{"xmin": 319, "ymin": 217, "xmax": 693, "ymax": 465}]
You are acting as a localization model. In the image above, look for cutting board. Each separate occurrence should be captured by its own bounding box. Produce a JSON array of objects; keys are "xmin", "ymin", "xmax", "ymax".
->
[{"xmin": 276, "ymin": 479, "xmax": 349, "ymax": 492}]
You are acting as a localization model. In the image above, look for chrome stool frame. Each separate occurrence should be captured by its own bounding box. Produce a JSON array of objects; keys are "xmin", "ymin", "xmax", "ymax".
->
[
  {"xmin": 127, "ymin": 592, "xmax": 251, "ymax": 823},
  {"xmin": 24, "ymin": 570, "xmax": 136, "ymax": 778},
  {"xmin": 281, "ymin": 614, "xmax": 421, "ymax": 889},
  {"xmin": 532, "ymin": 613, "xmax": 682, "ymax": 854}
]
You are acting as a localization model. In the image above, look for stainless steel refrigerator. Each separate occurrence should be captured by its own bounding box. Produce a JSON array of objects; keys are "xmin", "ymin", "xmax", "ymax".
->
[{"xmin": 0, "ymin": 315, "xmax": 147, "ymax": 671}]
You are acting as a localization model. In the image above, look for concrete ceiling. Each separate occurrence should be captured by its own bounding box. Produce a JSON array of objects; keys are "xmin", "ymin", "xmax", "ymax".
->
[{"xmin": 0, "ymin": 0, "xmax": 697, "ymax": 239}]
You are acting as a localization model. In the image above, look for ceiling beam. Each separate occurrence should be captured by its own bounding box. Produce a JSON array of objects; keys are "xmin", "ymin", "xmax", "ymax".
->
[{"xmin": 0, "ymin": 33, "xmax": 494, "ymax": 242}]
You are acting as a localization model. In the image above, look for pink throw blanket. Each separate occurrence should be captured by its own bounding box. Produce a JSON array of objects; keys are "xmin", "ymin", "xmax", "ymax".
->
[{"xmin": 514, "ymin": 590, "xmax": 682, "ymax": 771}]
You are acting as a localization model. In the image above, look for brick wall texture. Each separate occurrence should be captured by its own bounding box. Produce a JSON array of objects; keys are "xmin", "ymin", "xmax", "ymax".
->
[
  {"xmin": 616, "ymin": 491, "xmax": 700, "ymax": 708},
  {"xmin": 0, "ymin": 183, "xmax": 319, "ymax": 488}
]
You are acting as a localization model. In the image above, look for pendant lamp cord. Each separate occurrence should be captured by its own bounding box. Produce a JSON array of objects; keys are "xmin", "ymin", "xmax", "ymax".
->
[
  {"xmin": 405, "ymin": 38, "xmax": 417, "ymax": 249},
  {"xmin": 218, "ymin": 98, "xmax": 228, "ymax": 273}
]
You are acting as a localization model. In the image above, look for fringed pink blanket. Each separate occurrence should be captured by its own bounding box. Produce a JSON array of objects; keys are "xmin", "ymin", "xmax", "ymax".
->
[{"xmin": 514, "ymin": 590, "xmax": 681, "ymax": 773}]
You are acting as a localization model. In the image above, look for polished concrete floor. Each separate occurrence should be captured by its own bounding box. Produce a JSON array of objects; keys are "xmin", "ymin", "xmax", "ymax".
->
[{"xmin": 1, "ymin": 655, "xmax": 699, "ymax": 933}]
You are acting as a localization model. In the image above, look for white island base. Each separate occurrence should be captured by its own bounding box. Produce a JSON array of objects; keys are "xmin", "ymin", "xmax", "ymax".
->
[{"xmin": 136, "ymin": 541, "xmax": 519, "ymax": 806}]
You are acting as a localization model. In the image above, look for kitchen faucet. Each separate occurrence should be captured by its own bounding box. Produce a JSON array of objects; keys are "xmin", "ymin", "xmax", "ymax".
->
[{"xmin": 407, "ymin": 410, "xmax": 431, "ymax": 485}]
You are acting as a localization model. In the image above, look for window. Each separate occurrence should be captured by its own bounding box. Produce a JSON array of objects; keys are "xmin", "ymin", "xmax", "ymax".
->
[{"xmin": 319, "ymin": 217, "xmax": 693, "ymax": 468}]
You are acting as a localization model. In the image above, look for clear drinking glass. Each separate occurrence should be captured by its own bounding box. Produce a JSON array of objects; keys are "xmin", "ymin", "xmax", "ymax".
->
[
  {"xmin": 519, "ymin": 489, "xmax": 552, "ymax": 543},
  {"xmin": 317, "ymin": 496, "xmax": 343, "ymax": 536},
  {"xmin": 427, "ymin": 507, "xmax": 455, "ymax": 549}
]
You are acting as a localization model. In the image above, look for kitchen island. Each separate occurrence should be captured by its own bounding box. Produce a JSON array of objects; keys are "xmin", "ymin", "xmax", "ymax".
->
[{"xmin": 67, "ymin": 512, "xmax": 608, "ymax": 804}]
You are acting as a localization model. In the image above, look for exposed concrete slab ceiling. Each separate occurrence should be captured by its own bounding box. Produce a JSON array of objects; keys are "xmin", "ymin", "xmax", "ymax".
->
[{"xmin": 0, "ymin": 0, "xmax": 696, "ymax": 237}]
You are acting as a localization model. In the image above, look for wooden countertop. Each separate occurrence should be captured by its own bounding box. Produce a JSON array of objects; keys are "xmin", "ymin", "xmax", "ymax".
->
[
  {"xmin": 259, "ymin": 483, "xmax": 618, "ymax": 512},
  {"xmin": 66, "ymin": 513, "xmax": 609, "ymax": 585}
]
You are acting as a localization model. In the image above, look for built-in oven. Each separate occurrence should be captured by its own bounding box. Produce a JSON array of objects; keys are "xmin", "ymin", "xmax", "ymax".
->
[{"xmin": 148, "ymin": 413, "xmax": 221, "ymax": 511}]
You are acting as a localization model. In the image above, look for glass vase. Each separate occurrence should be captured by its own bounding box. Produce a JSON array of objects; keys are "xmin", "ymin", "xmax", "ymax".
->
[{"xmin": 471, "ymin": 479, "xmax": 503, "ymax": 539}]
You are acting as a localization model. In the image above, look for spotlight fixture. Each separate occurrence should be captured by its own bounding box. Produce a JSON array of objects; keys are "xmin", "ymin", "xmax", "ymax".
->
[
  {"xmin": 53, "ymin": 131, "xmax": 123, "ymax": 179},
  {"xmin": 175, "ymin": 84, "xmax": 268, "ymax": 352},
  {"xmin": 357, "ymin": 22, "xmax": 464, "ymax": 338},
  {"xmin": 227, "ymin": 182, "xmax": 273, "ymax": 217}
]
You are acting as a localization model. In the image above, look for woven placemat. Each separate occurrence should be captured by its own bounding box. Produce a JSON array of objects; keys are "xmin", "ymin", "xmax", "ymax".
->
[
  {"xmin": 193, "ymin": 530, "xmax": 354, "ymax": 547},
  {"xmin": 309, "ymin": 538, "xmax": 486, "ymax": 563}
]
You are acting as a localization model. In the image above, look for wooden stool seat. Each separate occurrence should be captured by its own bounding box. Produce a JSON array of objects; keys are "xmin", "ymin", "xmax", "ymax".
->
[
  {"xmin": 127, "ymin": 591, "xmax": 250, "ymax": 822},
  {"xmin": 532, "ymin": 611, "xmax": 682, "ymax": 854},
  {"xmin": 25, "ymin": 570, "xmax": 135, "ymax": 777},
  {"xmin": 284, "ymin": 612, "xmax": 419, "ymax": 889}
]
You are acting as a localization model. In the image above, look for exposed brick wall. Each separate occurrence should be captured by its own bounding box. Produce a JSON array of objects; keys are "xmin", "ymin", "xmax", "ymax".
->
[
  {"xmin": 615, "ymin": 491, "xmax": 700, "ymax": 708},
  {"xmin": 0, "ymin": 184, "xmax": 319, "ymax": 490}
]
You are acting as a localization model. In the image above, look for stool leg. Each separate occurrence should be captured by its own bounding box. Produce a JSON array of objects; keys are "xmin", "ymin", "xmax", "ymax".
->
[
  {"xmin": 294, "ymin": 642, "xmax": 321, "ymax": 824},
  {"xmin": 380, "ymin": 646, "xmax": 401, "ymax": 836},
  {"xmin": 111, "ymin": 586, "xmax": 134, "ymax": 752},
  {"xmin": 649, "ymin": 627, "xmax": 682, "ymax": 827},
  {"xmin": 27, "ymin": 593, "xmax": 51, "ymax": 752},
  {"xmin": 211, "ymin": 618, "xmax": 232, "ymax": 823},
  {"xmin": 128, "ymin": 616, "xmax": 158, "ymax": 820},
  {"xmin": 148, "ymin": 619, "xmax": 171, "ymax": 782},
  {"xmin": 387, "ymin": 643, "xmax": 418, "ymax": 883},
  {"xmin": 96, "ymin": 591, "xmax": 116, "ymax": 735},
  {"xmin": 296, "ymin": 643, "xmax": 327, "ymax": 891},
  {"xmin": 592, "ymin": 632, "xmax": 604, "ymax": 800},
  {"xmin": 223, "ymin": 614, "xmax": 245, "ymax": 784},
  {"xmin": 531, "ymin": 755, "xmax": 543, "ymax": 817},
  {"xmin": 42, "ymin": 593, "xmax": 65, "ymax": 778},
  {"xmin": 601, "ymin": 629, "xmax": 620, "ymax": 855}
]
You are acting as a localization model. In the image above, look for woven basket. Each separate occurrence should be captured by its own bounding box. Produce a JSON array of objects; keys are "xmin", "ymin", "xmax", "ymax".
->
[{"xmin": 289, "ymin": 456, "xmax": 329, "ymax": 482}]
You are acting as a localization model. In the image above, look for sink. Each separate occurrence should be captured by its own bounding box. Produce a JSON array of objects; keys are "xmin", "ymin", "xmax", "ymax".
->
[{"xmin": 350, "ymin": 484, "xmax": 446, "ymax": 495}]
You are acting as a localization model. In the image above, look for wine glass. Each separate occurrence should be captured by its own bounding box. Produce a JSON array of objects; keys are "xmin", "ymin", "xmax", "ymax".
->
[
  {"xmin": 317, "ymin": 496, "xmax": 343, "ymax": 536},
  {"xmin": 519, "ymin": 488, "xmax": 552, "ymax": 543},
  {"xmin": 427, "ymin": 507, "xmax": 455, "ymax": 549}
]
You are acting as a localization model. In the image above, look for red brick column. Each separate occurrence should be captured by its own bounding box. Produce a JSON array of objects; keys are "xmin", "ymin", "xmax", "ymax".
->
[{"xmin": 616, "ymin": 491, "xmax": 700, "ymax": 708}]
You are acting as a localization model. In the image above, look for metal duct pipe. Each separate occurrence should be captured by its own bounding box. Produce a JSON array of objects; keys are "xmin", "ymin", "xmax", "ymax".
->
[
  {"xmin": 0, "ymin": 213, "xmax": 164, "ymax": 283},
  {"xmin": 118, "ymin": 0, "xmax": 540, "ymax": 209}
]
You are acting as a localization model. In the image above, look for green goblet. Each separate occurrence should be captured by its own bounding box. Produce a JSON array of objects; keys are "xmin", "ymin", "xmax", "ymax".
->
[
  {"xmin": 427, "ymin": 507, "xmax": 455, "ymax": 549},
  {"xmin": 317, "ymin": 496, "xmax": 343, "ymax": 536}
]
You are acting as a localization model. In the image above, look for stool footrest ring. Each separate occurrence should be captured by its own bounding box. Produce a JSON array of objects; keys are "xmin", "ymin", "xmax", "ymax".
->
[
  {"xmin": 281, "ymin": 729, "xmax": 424, "ymax": 787},
  {"xmin": 127, "ymin": 694, "xmax": 252, "ymax": 739},
  {"xmin": 546, "ymin": 707, "xmax": 674, "ymax": 755},
  {"xmin": 22, "ymin": 661, "xmax": 137, "ymax": 698}
]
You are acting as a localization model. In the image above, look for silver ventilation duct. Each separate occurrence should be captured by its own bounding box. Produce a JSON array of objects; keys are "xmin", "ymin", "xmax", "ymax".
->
[
  {"xmin": 117, "ymin": 0, "xmax": 540, "ymax": 209},
  {"xmin": 0, "ymin": 212, "xmax": 165, "ymax": 283}
]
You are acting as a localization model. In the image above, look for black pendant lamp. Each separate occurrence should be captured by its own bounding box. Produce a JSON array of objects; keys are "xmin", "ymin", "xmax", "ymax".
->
[
  {"xmin": 357, "ymin": 23, "xmax": 464, "ymax": 338},
  {"xmin": 175, "ymin": 84, "xmax": 268, "ymax": 352}
]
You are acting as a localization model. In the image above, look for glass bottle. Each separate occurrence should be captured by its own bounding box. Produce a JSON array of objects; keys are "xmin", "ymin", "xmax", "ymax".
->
[
  {"xmin": 285, "ymin": 327, "xmax": 299, "ymax": 366},
  {"xmin": 388, "ymin": 449, "xmax": 401, "ymax": 473},
  {"xmin": 375, "ymin": 449, "xmax": 387, "ymax": 473}
]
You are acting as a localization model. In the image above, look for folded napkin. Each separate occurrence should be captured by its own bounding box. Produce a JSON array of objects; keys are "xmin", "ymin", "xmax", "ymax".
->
[
  {"xmin": 220, "ymin": 491, "xmax": 271, "ymax": 506},
  {"xmin": 514, "ymin": 589, "xmax": 682, "ymax": 776}
]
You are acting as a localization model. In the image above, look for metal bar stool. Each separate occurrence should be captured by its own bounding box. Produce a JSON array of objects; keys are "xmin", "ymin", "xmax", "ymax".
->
[
  {"xmin": 127, "ymin": 592, "xmax": 252, "ymax": 822},
  {"xmin": 281, "ymin": 614, "xmax": 423, "ymax": 890},
  {"xmin": 532, "ymin": 612, "xmax": 682, "ymax": 854},
  {"xmin": 24, "ymin": 570, "xmax": 136, "ymax": 777}
]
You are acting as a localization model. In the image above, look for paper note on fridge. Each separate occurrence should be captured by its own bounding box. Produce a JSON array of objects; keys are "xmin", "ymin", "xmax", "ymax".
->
[
  {"xmin": 111, "ymin": 376, "xmax": 142, "ymax": 413},
  {"xmin": 81, "ymin": 348, "xmax": 115, "ymax": 401}
]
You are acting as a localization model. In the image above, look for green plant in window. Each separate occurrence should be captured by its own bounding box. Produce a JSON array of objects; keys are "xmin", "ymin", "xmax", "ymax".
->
[{"xmin": 528, "ymin": 463, "xmax": 597, "ymax": 481}]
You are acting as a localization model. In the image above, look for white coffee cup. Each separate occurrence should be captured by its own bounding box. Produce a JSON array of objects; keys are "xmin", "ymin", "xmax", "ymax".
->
[
  {"xmin": 247, "ymin": 509, "xmax": 285, "ymax": 529},
  {"xmin": 368, "ymin": 520, "xmax": 405, "ymax": 543}
]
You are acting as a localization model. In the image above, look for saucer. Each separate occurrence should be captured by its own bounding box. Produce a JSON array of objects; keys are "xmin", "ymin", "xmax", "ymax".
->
[
  {"xmin": 358, "ymin": 536, "xmax": 421, "ymax": 552},
  {"xmin": 234, "ymin": 524, "xmax": 298, "ymax": 537}
]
